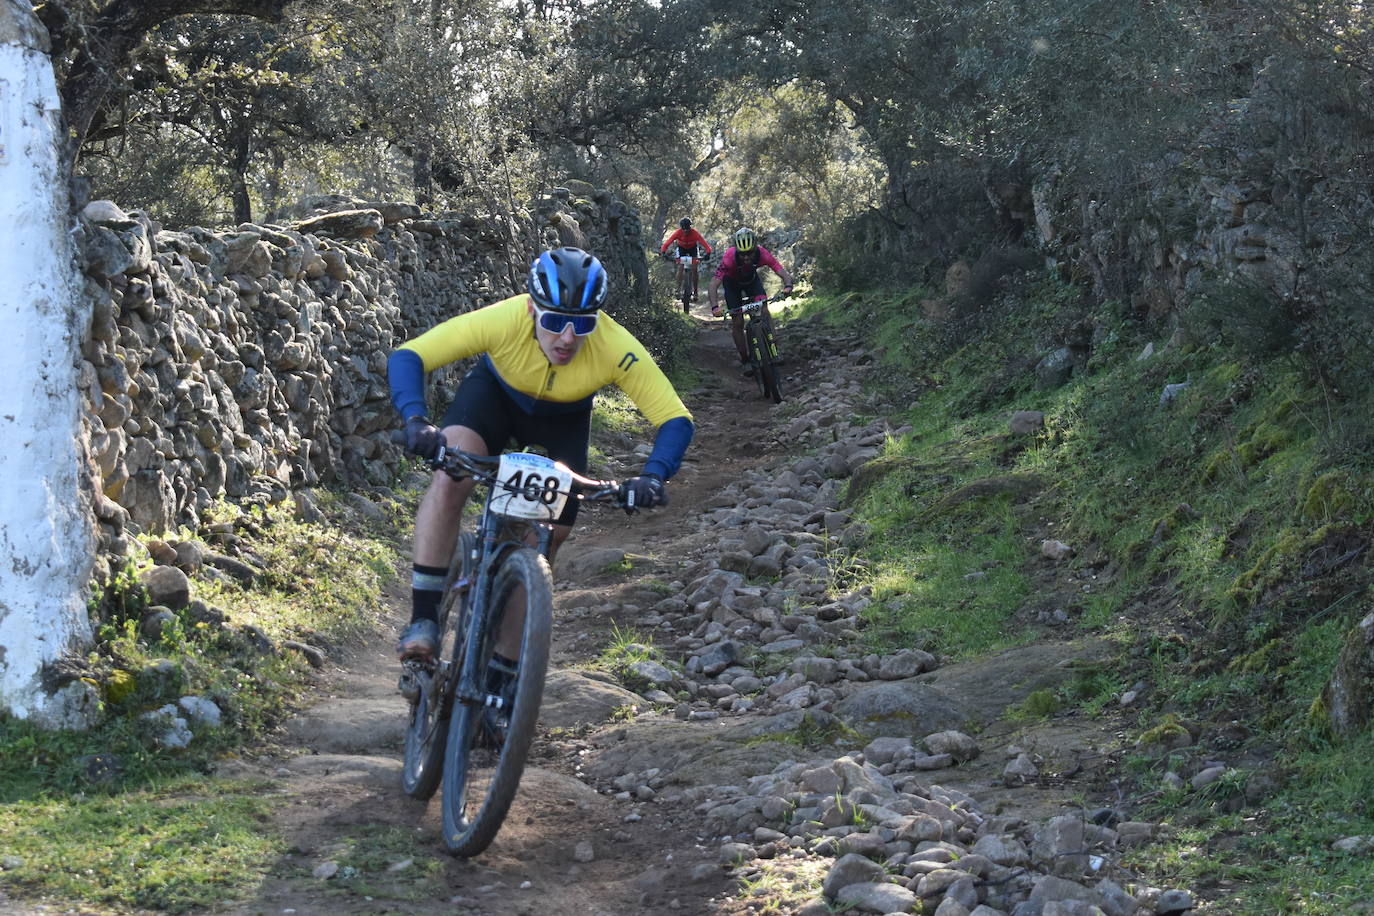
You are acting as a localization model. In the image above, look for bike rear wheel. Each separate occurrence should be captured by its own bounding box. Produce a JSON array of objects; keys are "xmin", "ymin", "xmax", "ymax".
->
[
  {"xmin": 401, "ymin": 532, "xmax": 476, "ymax": 800},
  {"xmin": 441, "ymin": 547, "xmax": 553, "ymax": 856}
]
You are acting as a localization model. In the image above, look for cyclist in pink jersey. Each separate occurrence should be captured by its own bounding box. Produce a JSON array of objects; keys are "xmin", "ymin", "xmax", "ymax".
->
[{"xmin": 707, "ymin": 227, "xmax": 795, "ymax": 372}]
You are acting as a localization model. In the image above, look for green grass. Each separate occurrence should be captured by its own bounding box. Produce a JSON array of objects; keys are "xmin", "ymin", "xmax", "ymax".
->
[
  {"xmin": 851, "ymin": 459, "xmax": 1034, "ymax": 657},
  {"xmin": 179, "ymin": 498, "xmax": 400, "ymax": 646},
  {"xmin": 588, "ymin": 623, "xmax": 672, "ymax": 692},
  {"xmin": 0, "ymin": 776, "xmax": 281, "ymax": 913},
  {"xmin": 312, "ymin": 825, "xmax": 448, "ymax": 902},
  {"xmin": 1126, "ymin": 733, "xmax": 1374, "ymax": 913},
  {"xmin": 1, "ymin": 491, "xmax": 402, "ymax": 913}
]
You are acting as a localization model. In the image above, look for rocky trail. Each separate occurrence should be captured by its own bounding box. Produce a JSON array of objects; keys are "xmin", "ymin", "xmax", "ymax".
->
[{"xmin": 216, "ymin": 310, "xmax": 1193, "ymax": 916}]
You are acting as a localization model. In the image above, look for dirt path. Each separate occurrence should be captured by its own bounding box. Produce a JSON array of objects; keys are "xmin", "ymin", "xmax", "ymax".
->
[
  {"xmin": 216, "ymin": 315, "xmax": 788, "ymax": 915},
  {"xmin": 221, "ymin": 311, "xmax": 1132, "ymax": 916}
]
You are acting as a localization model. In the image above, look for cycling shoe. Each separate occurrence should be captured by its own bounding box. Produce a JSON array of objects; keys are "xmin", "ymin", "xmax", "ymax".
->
[{"xmin": 396, "ymin": 619, "xmax": 439, "ymax": 662}]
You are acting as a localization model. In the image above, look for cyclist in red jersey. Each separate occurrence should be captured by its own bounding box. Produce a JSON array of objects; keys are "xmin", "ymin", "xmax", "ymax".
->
[
  {"xmin": 707, "ymin": 227, "xmax": 795, "ymax": 373},
  {"xmin": 659, "ymin": 217, "xmax": 713, "ymax": 306}
]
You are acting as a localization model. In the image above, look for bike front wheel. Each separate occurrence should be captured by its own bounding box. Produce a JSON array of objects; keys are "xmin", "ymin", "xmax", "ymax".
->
[
  {"xmin": 745, "ymin": 322, "xmax": 769, "ymax": 398},
  {"xmin": 757, "ymin": 328, "xmax": 783, "ymax": 404},
  {"xmin": 441, "ymin": 547, "xmax": 553, "ymax": 856},
  {"xmin": 401, "ymin": 532, "xmax": 476, "ymax": 800}
]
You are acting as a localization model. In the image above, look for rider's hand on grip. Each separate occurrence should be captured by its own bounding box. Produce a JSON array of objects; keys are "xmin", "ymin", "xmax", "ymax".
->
[
  {"xmin": 403, "ymin": 416, "xmax": 444, "ymax": 460},
  {"xmin": 621, "ymin": 474, "xmax": 667, "ymax": 511}
]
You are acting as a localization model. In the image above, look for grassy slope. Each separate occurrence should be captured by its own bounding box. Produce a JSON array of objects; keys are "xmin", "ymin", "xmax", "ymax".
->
[
  {"xmin": 0, "ymin": 494, "xmax": 408, "ymax": 913},
  {"xmin": 794, "ymin": 279, "xmax": 1374, "ymax": 913}
]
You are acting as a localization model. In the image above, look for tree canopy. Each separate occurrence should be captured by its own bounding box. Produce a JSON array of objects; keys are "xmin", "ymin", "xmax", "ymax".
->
[{"xmin": 34, "ymin": 0, "xmax": 1374, "ymax": 315}]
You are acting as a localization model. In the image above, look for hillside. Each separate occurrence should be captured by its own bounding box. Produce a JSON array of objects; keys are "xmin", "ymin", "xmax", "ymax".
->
[{"xmin": 4, "ymin": 284, "xmax": 1371, "ymax": 914}]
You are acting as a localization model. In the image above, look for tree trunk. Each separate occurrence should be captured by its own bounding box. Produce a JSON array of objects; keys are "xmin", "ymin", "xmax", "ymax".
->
[
  {"xmin": 227, "ymin": 117, "xmax": 255, "ymax": 224},
  {"xmin": 0, "ymin": 1, "xmax": 97, "ymax": 728},
  {"xmin": 413, "ymin": 143, "xmax": 434, "ymax": 207},
  {"xmin": 650, "ymin": 196, "xmax": 670, "ymax": 248},
  {"xmin": 231, "ymin": 171, "xmax": 254, "ymax": 225}
]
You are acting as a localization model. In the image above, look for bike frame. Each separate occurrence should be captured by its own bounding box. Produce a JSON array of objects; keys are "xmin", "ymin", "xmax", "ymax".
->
[
  {"xmin": 671, "ymin": 245, "xmax": 705, "ymax": 311},
  {"xmin": 727, "ymin": 294, "xmax": 784, "ymax": 402},
  {"xmin": 449, "ymin": 492, "xmax": 550, "ymax": 714},
  {"xmin": 420, "ymin": 450, "xmax": 618, "ymax": 725}
]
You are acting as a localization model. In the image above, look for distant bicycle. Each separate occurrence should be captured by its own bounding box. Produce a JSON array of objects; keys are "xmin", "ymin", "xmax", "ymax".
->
[
  {"xmin": 727, "ymin": 293, "xmax": 785, "ymax": 404},
  {"xmin": 664, "ymin": 245, "xmax": 709, "ymax": 313},
  {"xmin": 398, "ymin": 444, "xmax": 632, "ymax": 855}
]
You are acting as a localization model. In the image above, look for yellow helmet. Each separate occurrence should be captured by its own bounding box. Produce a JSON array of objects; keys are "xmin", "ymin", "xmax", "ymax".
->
[{"xmin": 733, "ymin": 227, "xmax": 756, "ymax": 252}]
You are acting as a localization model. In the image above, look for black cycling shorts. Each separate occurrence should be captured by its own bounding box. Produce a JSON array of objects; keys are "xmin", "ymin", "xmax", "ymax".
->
[
  {"xmin": 722, "ymin": 275, "xmax": 766, "ymax": 314},
  {"xmin": 440, "ymin": 361, "xmax": 590, "ymax": 525}
]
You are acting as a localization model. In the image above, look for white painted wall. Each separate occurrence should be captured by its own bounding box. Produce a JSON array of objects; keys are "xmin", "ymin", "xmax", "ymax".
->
[{"xmin": 0, "ymin": 0, "xmax": 97, "ymax": 728}]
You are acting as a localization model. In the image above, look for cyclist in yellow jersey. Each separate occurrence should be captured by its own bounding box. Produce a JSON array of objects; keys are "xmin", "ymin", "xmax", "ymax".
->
[{"xmin": 388, "ymin": 247, "xmax": 694, "ymax": 662}]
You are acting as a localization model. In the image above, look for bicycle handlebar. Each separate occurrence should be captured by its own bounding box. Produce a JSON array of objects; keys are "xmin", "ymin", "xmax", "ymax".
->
[
  {"xmin": 725, "ymin": 293, "xmax": 780, "ymax": 317},
  {"xmin": 389, "ymin": 430, "xmax": 633, "ymax": 510}
]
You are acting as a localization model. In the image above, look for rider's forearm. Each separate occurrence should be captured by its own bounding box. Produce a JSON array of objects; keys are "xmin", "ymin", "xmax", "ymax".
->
[
  {"xmin": 643, "ymin": 416, "xmax": 695, "ymax": 480},
  {"xmin": 388, "ymin": 349, "xmax": 429, "ymax": 420}
]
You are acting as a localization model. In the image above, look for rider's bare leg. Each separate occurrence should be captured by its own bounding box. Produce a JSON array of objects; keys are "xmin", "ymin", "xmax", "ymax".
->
[
  {"xmin": 413, "ymin": 424, "xmax": 486, "ymax": 568},
  {"xmin": 730, "ymin": 312, "xmax": 749, "ymax": 362}
]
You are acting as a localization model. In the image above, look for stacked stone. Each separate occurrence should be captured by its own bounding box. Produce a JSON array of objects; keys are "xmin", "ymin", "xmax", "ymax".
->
[{"xmin": 75, "ymin": 186, "xmax": 644, "ymax": 581}]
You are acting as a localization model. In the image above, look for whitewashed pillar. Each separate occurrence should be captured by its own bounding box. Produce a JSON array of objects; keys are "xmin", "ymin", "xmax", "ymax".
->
[{"xmin": 0, "ymin": 0, "xmax": 97, "ymax": 728}]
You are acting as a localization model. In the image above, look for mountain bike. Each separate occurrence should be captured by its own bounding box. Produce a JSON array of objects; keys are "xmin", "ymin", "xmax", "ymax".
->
[
  {"xmin": 729, "ymin": 293, "xmax": 784, "ymax": 404},
  {"xmin": 666, "ymin": 246, "xmax": 709, "ymax": 313},
  {"xmin": 398, "ymin": 446, "xmax": 629, "ymax": 855}
]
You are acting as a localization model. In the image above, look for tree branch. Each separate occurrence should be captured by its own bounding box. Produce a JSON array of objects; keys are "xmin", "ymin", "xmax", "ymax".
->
[{"xmin": 60, "ymin": 0, "xmax": 298, "ymax": 160}]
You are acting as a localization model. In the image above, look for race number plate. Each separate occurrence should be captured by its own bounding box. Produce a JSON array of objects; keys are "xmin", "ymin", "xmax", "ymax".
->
[
  {"xmin": 491, "ymin": 452, "xmax": 573, "ymax": 520},
  {"xmin": 680, "ymin": 255, "xmax": 693, "ymax": 266}
]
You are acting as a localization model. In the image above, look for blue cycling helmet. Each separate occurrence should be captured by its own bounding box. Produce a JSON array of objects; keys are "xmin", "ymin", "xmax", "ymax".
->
[{"xmin": 527, "ymin": 247, "xmax": 608, "ymax": 313}]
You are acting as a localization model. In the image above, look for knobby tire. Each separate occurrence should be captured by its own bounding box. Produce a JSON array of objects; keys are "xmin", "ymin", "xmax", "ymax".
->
[
  {"xmin": 746, "ymin": 323, "xmax": 769, "ymax": 399},
  {"xmin": 441, "ymin": 547, "xmax": 553, "ymax": 856},
  {"xmin": 758, "ymin": 321, "xmax": 783, "ymax": 404},
  {"xmin": 680, "ymin": 265, "xmax": 692, "ymax": 313}
]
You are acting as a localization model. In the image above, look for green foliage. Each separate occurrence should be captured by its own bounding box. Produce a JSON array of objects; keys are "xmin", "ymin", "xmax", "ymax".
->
[
  {"xmin": 313, "ymin": 825, "xmax": 447, "ymax": 901},
  {"xmin": 745, "ymin": 712, "xmax": 861, "ymax": 751},
  {"xmin": 1009, "ymin": 688, "xmax": 1060, "ymax": 721}
]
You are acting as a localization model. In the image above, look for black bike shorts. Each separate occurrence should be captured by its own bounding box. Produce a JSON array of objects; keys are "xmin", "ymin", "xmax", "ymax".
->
[
  {"xmin": 722, "ymin": 275, "xmax": 766, "ymax": 314},
  {"xmin": 440, "ymin": 361, "xmax": 590, "ymax": 525}
]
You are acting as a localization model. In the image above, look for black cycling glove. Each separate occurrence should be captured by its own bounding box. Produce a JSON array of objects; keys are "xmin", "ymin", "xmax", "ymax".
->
[
  {"xmin": 403, "ymin": 416, "xmax": 444, "ymax": 460},
  {"xmin": 622, "ymin": 474, "xmax": 667, "ymax": 510}
]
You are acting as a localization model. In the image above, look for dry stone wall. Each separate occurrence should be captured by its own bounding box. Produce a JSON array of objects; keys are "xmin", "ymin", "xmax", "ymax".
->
[{"xmin": 76, "ymin": 182, "xmax": 644, "ymax": 582}]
